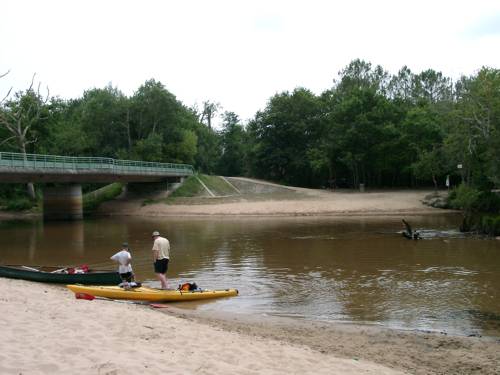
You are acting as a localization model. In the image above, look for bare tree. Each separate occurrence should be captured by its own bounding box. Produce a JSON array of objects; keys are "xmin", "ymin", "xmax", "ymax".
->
[
  {"xmin": 0, "ymin": 70, "xmax": 13, "ymax": 104},
  {"xmin": 199, "ymin": 100, "xmax": 221, "ymax": 129},
  {"xmin": 0, "ymin": 73, "xmax": 49, "ymax": 199}
]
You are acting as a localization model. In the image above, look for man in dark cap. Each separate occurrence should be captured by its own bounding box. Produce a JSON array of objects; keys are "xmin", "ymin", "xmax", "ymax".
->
[{"xmin": 110, "ymin": 242, "xmax": 134, "ymax": 286}]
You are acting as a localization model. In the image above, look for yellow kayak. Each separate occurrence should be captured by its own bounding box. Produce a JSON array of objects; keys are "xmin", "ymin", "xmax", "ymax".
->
[{"xmin": 67, "ymin": 284, "xmax": 238, "ymax": 302}]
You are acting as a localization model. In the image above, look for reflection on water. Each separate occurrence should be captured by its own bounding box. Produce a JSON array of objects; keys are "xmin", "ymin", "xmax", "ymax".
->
[{"xmin": 1, "ymin": 214, "xmax": 499, "ymax": 337}]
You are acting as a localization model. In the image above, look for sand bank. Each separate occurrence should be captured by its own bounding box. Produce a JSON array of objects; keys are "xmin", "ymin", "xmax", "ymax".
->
[
  {"xmin": 2, "ymin": 278, "xmax": 498, "ymax": 374},
  {"xmin": 99, "ymin": 188, "xmax": 451, "ymax": 217},
  {"xmin": 1, "ymin": 278, "xmax": 406, "ymax": 375}
]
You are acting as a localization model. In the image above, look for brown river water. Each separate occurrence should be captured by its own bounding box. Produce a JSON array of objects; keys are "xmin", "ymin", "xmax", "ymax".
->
[{"xmin": 1, "ymin": 213, "xmax": 499, "ymax": 337}]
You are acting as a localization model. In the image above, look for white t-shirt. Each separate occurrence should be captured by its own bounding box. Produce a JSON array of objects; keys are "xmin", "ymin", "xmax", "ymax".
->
[
  {"xmin": 152, "ymin": 237, "xmax": 170, "ymax": 260},
  {"xmin": 110, "ymin": 250, "xmax": 133, "ymax": 274}
]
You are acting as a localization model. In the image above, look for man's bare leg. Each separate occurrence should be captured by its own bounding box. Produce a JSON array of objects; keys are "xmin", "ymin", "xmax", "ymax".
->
[{"xmin": 156, "ymin": 273, "xmax": 168, "ymax": 289}]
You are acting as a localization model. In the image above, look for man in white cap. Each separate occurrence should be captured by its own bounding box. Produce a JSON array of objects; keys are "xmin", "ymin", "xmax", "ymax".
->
[{"xmin": 151, "ymin": 230, "xmax": 170, "ymax": 289}]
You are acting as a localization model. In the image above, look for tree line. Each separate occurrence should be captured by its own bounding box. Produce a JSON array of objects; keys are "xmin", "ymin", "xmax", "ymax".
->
[
  {"xmin": 1, "ymin": 60, "xmax": 499, "ymax": 228},
  {"xmin": 246, "ymin": 61, "xmax": 499, "ymax": 192}
]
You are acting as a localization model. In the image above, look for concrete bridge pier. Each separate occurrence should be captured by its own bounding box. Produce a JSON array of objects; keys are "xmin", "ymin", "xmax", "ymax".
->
[{"xmin": 43, "ymin": 185, "xmax": 83, "ymax": 221}]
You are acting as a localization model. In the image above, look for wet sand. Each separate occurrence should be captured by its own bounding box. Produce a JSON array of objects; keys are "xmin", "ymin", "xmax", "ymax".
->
[{"xmin": 170, "ymin": 308, "xmax": 500, "ymax": 375}]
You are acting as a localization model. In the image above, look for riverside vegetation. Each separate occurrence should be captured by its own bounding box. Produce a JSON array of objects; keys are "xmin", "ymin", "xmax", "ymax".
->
[{"xmin": 1, "ymin": 60, "xmax": 499, "ymax": 233}]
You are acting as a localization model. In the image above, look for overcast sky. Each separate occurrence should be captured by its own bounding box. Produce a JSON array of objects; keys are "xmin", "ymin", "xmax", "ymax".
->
[{"xmin": 1, "ymin": 0, "xmax": 500, "ymax": 124}]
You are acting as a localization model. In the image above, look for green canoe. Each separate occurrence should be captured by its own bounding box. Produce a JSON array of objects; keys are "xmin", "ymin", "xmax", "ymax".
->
[{"xmin": 0, "ymin": 264, "xmax": 121, "ymax": 285}]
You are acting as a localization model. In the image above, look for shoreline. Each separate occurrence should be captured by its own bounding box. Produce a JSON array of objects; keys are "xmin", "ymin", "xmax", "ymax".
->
[
  {"xmin": 167, "ymin": 306, "xmax": 500, "ymax": 375},
  {"xmin": 98, "ymin": 209, "xmax": 457, "ymax": 218},
  {"xmin": 1, "ymin": 278, "xmax": 498, "ymax": 374}
]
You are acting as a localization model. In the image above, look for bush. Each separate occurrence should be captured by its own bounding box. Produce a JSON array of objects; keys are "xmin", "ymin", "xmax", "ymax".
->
[
  {"xmin": 448, "ymin": 184, "xmax": 482, "ymax": 211},
  {"xmin": 481, "ymin": 215, "xmax": 500, "ymax": 236},
  {"xmin": 3, "ymin": 197, "xmax": 35, "ymax": 211},
  {"xmin": 450, "ymin": 183, "xmax": 500, "ymax": 235},
  {"xmin": 449, "ymin": 184, "xmax": 500, "ymax": 213}
]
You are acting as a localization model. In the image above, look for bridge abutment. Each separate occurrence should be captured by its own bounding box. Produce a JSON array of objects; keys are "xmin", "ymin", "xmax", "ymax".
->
[
  {"xmin": 126, "ymin": 177, "xmax": 185, "ymax": 196},
  {"xmin": 43, "ymin": 185, "xmax": 83, "ymax": 221}
]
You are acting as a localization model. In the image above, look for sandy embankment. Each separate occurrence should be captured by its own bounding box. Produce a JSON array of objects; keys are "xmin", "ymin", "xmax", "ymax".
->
[
  {"xmin": 0, "ymin": 278, "xmax": 405, "ymax": 375},
  {"xmin": 99, "ymin": 178, "xmax": 451, "ymax": 217}
]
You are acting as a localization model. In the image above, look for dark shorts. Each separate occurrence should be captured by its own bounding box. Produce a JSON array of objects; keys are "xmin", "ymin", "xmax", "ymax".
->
[
  {"xmin": 119, "ymin": 272, "xmax": 133, "ymax": 282},
  {"xmin": 154, "ymin": 258, "xmax": 169, "ymax": 274}
]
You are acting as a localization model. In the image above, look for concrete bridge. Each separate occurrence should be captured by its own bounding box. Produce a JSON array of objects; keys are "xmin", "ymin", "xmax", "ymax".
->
[{"xmin": 0, "ymin": 152, "xmax": 194, "ymax": 220}]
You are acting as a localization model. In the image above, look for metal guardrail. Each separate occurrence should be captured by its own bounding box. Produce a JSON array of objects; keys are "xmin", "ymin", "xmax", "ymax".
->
[{"xmin": 0, "ymin": 152, "xmax": 195, "ymax": 175}]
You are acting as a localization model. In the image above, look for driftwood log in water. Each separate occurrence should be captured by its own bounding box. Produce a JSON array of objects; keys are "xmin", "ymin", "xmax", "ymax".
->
[{"xmin": 402, "ymin": 219, "xmax": 420, "ymax": 240}]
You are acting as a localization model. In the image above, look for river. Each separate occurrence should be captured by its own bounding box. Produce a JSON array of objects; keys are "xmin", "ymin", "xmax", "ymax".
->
[{"xmin": 1, "ymin": 213, "xmax": 499, "ymax": 337}]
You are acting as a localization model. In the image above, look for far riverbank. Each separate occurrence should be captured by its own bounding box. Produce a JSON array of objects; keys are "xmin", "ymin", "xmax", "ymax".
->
[{"xmin": 97, "ymin": 184, "xmax": 453, "ymax": 217}]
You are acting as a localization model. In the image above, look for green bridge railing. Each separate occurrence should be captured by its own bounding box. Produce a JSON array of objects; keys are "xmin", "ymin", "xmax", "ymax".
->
[{"xmin": 0, "ymin": 152, "xmax": 194, "ymax": 175}]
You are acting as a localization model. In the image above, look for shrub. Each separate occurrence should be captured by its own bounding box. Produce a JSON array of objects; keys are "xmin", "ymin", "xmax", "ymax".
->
[
  {"xmin": 449, "ymin": 184, "xmax": 500, "ymax": 213},
  {"xmin": 3, "ymin": 197, "xmax": 35, "ymax": 211},
  {"xmin": 481, "ymin": 215, "xmax": 500, "ymax": 236},
  {"xmin": 448, "ymin": 184, "xmax": 482, "ymax": 211}
]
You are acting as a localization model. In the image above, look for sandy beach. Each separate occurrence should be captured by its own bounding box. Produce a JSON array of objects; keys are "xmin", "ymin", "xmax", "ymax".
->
[
  {"xmin": 1, "ymin": 278, "xmax": 499, "ymax": 375},
  {"xmin": 99, "ymin": 182, "xmax": 451, "ymax": 217},
  {"xmin": 1, "ymin": 278, "xmax": 408, "ymax": 375}
]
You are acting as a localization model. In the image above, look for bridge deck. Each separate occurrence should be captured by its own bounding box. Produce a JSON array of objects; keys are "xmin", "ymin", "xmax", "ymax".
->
[{"xmin": 0, "ymin": 152, "xmax": 194, "ymax": 183}]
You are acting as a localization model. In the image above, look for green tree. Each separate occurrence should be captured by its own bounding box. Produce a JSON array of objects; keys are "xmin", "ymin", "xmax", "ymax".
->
[
  {"xmin": 75, "ymin": 85, "xmax": 129, "ymax": 157},
  {"xmin": 194, "ymin": 124, "xmax": 220, "ymax": 173},
  {"xmin": 247, "ymin": 88, "xmax": 322, "ymax": 186},
  {"xmin": 129, "ymin": 79, "xmax": 199, "ymax": 164},
  {"xmin": 132, "ymin": 132, "xmax": 163, "ymax": 162},
  {"xmin": 445, "ymin": 68, "xmax": 500, "ymax": 188},
  {"xmin": 217, "ymin": 111, "xmax": 246, "ymax": 176},
  {"xmin": 412, "ymin": 69, "xmax": 453, "ymax": 104}
]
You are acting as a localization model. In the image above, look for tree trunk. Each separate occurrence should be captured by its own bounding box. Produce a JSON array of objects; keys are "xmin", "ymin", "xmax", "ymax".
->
[
  {"xmin": 432, "ymin": 174, "xmax": 438, "ymax": 191},
  {"xmin": 27, "ymin": 183, "xmax": 36, "ymax": 201},
  {"xmin": 126, "ymin": 109, "xmax": 132, "ymax": 152},
  {"xmin": 19, "ymin": 142, "xmax": 36, "ymax": 200}
]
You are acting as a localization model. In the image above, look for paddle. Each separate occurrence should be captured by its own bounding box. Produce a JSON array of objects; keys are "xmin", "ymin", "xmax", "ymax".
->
[
  {"xmin": 21, "ymin": 266, "xmax": 40, "ymax": 272},
  {"xmin": 50, "ymin": 268, "xmax": 67, "ymax": 274}
]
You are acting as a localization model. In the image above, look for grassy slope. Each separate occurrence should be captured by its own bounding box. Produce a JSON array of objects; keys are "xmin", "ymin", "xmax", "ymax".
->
[
  {"xmin": 169, "ymin": 175, "xmax": 205, "ymax": 198},
  {"xmin": 163, "ymin": 174, "xmax": 238, "ymax": 205},
  {"xmin": 83, "ymin": 183, "xmax": 124, "ymax": 212}
]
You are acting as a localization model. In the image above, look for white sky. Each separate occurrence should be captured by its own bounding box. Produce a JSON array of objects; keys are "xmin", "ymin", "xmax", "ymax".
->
[{"xmin": 1, "ymin": 0, "xmax": 500, "ymax": 125}]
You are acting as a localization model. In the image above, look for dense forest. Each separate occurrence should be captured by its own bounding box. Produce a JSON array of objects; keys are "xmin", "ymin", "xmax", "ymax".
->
[{"xmin": 1, "ymin": 60, "xmax": 499, "ymax": 232}]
